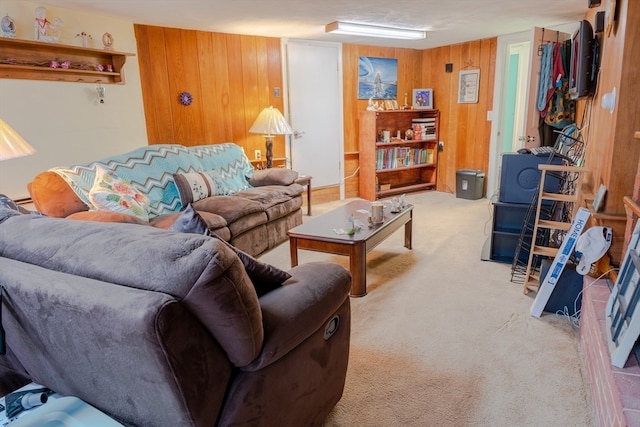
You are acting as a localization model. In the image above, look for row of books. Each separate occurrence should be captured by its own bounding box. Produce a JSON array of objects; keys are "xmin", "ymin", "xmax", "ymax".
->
[
  {"xmin": 376, "ymin": 147, "xmax": 434, "ymax": 170},
  {"xmin": 411, "ymin": 118, "xmax": 437, "ymax": 141}
]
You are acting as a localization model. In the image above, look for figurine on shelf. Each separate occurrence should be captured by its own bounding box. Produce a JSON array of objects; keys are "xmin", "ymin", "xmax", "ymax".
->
[
  {"xmin": 102, "ymin": 32, "xmax": 114, "ymax": 51},
  {"xmin": 366, "ymin": 98, "xmax": 376, "ymax": 111},
  {"xmin": 75, "ymin": 31, "xmax": 92, "ymax": 48},
  {"xmin": 34, "ymin": 7, "xmax": 62, "ymax": 43},
  {"xmin": 1, "ymin": 15, "xmax": 16, "ymax": 39}
]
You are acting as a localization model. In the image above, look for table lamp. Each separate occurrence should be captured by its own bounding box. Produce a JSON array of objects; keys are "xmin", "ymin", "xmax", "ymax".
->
[
  {"xmin": 249, "ymin": 106, "xmax": 293, "ymax": 168},
  {"xmin": 0, "ymin": 118, "xmax": 36, "ymax": 161}
]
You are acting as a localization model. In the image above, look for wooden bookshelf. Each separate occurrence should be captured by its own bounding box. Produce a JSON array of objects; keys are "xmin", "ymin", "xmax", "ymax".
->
[{"xmin": 359, "ymin": 110, "xmax": 439, "ymax": 200}]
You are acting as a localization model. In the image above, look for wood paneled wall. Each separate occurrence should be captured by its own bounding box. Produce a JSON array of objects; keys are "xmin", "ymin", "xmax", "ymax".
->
[
  {"xmin": 422, "ymin": 39, "xmax": 497, "ymax": 193},
  {"xmin": 134, "ymin": 25, "xmax": 287, "ymax": 160},
  {"xmin": 134, "ymin": 24, "xmax": 497, "ymax": 201},
  {"xmin": 340, "ymin": 39, "xmax": 496, "ymax": 197},
  {"xmin": 341, "ymin": 45, "xmax": 424, "ymax": 198},
  {"xmin": 581, "ymin": 0, "xmax": 639, "ymax": 214},
  {"xmin": 578, "ymin": 0, "xmax": 640, "ymax": 264}
]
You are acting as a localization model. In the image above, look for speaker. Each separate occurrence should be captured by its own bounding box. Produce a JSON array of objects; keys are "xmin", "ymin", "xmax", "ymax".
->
[
  {"xmin": 540, "ymin": 260, "xmax": 583, "ymax": 317},
  {"xmin": 498, "ymin": 153, "xmax": 563, "ymax": 204},
  {"xmin": 595, "ymin": 11, "xmax": 605, "ymax": 33},
  {"xmin": 445, "ymin": 63, "xmax": 453, "ymax": 73}
]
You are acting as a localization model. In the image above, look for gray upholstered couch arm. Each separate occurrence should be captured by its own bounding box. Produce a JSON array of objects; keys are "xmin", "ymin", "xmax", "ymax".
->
[
  {"xmin": 242, "ymin": 262, "xmax": 351, "ymax": 371},
  {"xmin": 0, "ymin": 257, "xmax": 231, "ymax": 427},
  {"xmin": 248, "ymin": 168, "xmax": 299, "ymax": 186}
]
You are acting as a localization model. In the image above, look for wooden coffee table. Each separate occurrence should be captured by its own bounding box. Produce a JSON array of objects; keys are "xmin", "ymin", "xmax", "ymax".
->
[{"xmin": 288, "ymin": 199, "xmax": 413, "ymax": 297}]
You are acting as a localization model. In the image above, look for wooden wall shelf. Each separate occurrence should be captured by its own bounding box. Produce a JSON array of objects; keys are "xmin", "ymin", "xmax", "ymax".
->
[{"xmin": 0, "ymin": 38, "xmax": 134, "ymax": 84}]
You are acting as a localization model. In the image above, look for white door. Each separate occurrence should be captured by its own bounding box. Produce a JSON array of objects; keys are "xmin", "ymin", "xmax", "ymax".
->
[
  {"xmin": 283, "ymin": 40, "xmax": 343, "ymax": 192},
  {"xmin": 487, "ymin": 31, "xmax": 532, "ymax": 198}
]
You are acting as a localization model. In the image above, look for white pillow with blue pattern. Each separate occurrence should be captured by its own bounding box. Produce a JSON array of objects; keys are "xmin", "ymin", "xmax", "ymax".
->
[
  {"xmin": 89, "ymin": 165, "xmax": 150, "ymax": 221},
  {"xmin": 173, "ymin": 171, "xmax": 226, "ymax": 204}
]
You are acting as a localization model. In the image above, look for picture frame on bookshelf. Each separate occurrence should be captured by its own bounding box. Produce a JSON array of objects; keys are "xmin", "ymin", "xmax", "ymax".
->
[{"xmin": 412, "ymin": 88, "xmax": 433, "ymax": 109}]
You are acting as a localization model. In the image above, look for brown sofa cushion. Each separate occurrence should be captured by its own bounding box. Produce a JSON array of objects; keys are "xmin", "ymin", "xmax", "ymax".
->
[
  {"xmin": 193, "ymin": 196, "xmax": 267, "ymax": 237},
  {"xmin": 248, "ymin": 168, "xmax": 298, "ymax": 186},
  {"xmin": 67, "ymin": 210, "xmax": 149, "ymax": 224},
  {"xmin": 169, "ymin": 205, "xmax": 291, "ymax": 296},
  {"xmin": 150, "ymin": 210, "xmax": 227, "ymax": 230}
]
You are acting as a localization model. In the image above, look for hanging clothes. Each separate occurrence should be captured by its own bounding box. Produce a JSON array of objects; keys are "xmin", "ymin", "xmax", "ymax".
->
[
  {"xmin": 536, "ymin": 43, "xmax": 554, "ymax": 115},
  {"xmin": 544, "ymin": 40, "xmax": 575, "ymax": 129}
]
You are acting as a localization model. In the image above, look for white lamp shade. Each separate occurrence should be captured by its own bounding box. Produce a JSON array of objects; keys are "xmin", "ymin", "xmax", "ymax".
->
[
  {"xmin": 0, "ymin": 119, "xmax": 36, "ymax": 160},
  {"xmin": 249, "ymin": 106, "xmax": 293, "ymax": 136}
]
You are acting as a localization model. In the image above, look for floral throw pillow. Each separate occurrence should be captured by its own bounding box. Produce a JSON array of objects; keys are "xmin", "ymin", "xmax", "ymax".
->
[{"xmin": 89, "ymin": 165, "xmax": 150, "ymax": 221}]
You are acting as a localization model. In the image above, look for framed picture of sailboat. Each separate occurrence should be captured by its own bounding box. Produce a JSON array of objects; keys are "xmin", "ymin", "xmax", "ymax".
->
[{"xmin": 357, "ymin": 56, "xmax": 398, "ymax": 100}]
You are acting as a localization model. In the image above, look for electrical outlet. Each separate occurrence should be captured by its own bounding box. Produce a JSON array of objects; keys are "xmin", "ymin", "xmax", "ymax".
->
[
  {"xmin": 254, "ymin": 150, "xmax": 261, "ymax": 160},
  {"xmin": 438, "ymin": 141, "xmax": 444, "ymax": 152}
]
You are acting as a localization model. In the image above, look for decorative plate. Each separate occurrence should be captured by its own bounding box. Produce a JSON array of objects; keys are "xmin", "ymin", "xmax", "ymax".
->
[
  {"xmin": 102, "ymin": 32, "xmax": 114, "ymax": 50},
  {"xmin": 179, "ymin": 91, "xmax": 193, "ymax": 106}
]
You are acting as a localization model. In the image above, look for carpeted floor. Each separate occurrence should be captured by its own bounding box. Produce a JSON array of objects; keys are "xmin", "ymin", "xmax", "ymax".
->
[{"xmin": 259, "ymin": 190, "xmax": 594, "ymax": 427}]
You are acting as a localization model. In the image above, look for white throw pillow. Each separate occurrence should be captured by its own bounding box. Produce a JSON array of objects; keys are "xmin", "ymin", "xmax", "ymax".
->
[{"xmin": 89, "ymin": 165, "xmax": 150, "ymax": 221}]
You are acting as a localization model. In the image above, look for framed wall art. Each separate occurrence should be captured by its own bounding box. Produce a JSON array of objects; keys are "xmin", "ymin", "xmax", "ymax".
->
[
  {"xmin": 458, "ymin": 69, "xmax": 480, "ymax": 103},
  {"xmin": 412, "ymin": 88, "xmax": 433, "ymax": 109},
  {"xmin": 358, "ymin": 56, "xmax": 398, "ymax": 100}
]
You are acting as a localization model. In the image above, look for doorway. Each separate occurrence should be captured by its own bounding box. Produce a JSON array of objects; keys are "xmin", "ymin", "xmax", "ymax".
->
[
  {"xmin": 487, "ymin": 25, "xmax": 574, "ymax": 198},
  {"xmin": 282, "ymin": 39, "xmax": 344, "ymax": 194},
  {"xmin": 487, "ymin": 31, "xmax": 532, "ymax": 198}
]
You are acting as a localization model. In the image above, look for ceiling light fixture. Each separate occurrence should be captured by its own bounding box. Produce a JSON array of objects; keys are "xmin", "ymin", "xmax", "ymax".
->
[{"xmin": 325, "ymin": 21, "xmax": 426, "ymax": 40}]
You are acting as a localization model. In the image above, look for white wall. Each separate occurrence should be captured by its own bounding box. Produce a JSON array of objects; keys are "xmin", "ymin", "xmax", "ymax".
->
[{"xmin": 0, "ymin": 1, "xmax": 147, "ymax": 199}]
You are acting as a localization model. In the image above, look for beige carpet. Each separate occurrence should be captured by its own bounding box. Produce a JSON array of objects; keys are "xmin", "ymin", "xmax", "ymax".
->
[{"xmin": 259, "ymin": 191, "xmax": 594, "ymax": 427}]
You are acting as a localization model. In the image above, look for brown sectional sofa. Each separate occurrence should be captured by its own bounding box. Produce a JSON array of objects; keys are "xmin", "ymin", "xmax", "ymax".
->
[
  {"xmin": 27, "ymin": 143, "xmax": 303, "ymax": 256},
  {"xmin": 0, "ymin": 207, "xmax": 352, "ymax": 426}
]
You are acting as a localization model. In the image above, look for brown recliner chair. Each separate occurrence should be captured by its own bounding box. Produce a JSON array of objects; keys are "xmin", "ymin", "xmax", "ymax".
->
[{"xmin": 0, "ymin": 208, "xmax": 351, "ymax": 426}]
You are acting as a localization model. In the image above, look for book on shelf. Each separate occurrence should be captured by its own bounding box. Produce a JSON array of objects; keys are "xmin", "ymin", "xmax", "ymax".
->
[
  {"xmin": 375, "ymin": 147, "xmax": 434, "ymax": 170},
  {"xmin": 411, "ymin": 118, "xmax": 436, "ymax": 141}
]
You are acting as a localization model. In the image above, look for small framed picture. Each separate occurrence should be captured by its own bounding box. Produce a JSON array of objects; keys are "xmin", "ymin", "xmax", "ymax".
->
[
  {"xmin": 458, "ymin": 69, "xmax": 480, "ymax": 103},
  {"xmin": 412, "ymin": 88, "xmax": 433, "ymax": 109}
]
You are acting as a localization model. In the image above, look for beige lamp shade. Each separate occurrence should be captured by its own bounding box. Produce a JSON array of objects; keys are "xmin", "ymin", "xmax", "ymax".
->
[
  {"xmin": 249, "ymin": 106, "xmax": 293, "ymax": 136},
  {"xmin": 249, "ymin": 106, "xmax": 292, "ymax": 168},
  {"xmin": 0, "ymin": 119, "xmax": 36, "ymax": 160}
]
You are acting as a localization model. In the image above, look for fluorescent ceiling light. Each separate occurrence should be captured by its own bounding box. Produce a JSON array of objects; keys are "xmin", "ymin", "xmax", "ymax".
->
[{"xmin": 325, "ymin": 21, "xmax": 426, "ymax": 40}]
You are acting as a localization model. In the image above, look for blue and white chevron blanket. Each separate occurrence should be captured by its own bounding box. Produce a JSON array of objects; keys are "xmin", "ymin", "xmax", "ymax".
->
[{"xmin": 49, "ymin": 143, "xmax": 254, "ymax": 218}]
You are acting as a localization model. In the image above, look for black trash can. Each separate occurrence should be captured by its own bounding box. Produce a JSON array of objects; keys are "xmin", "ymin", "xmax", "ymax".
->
[{"xmin": 456, "ymin": 169, "xmax": 484, "ymax": 200}]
